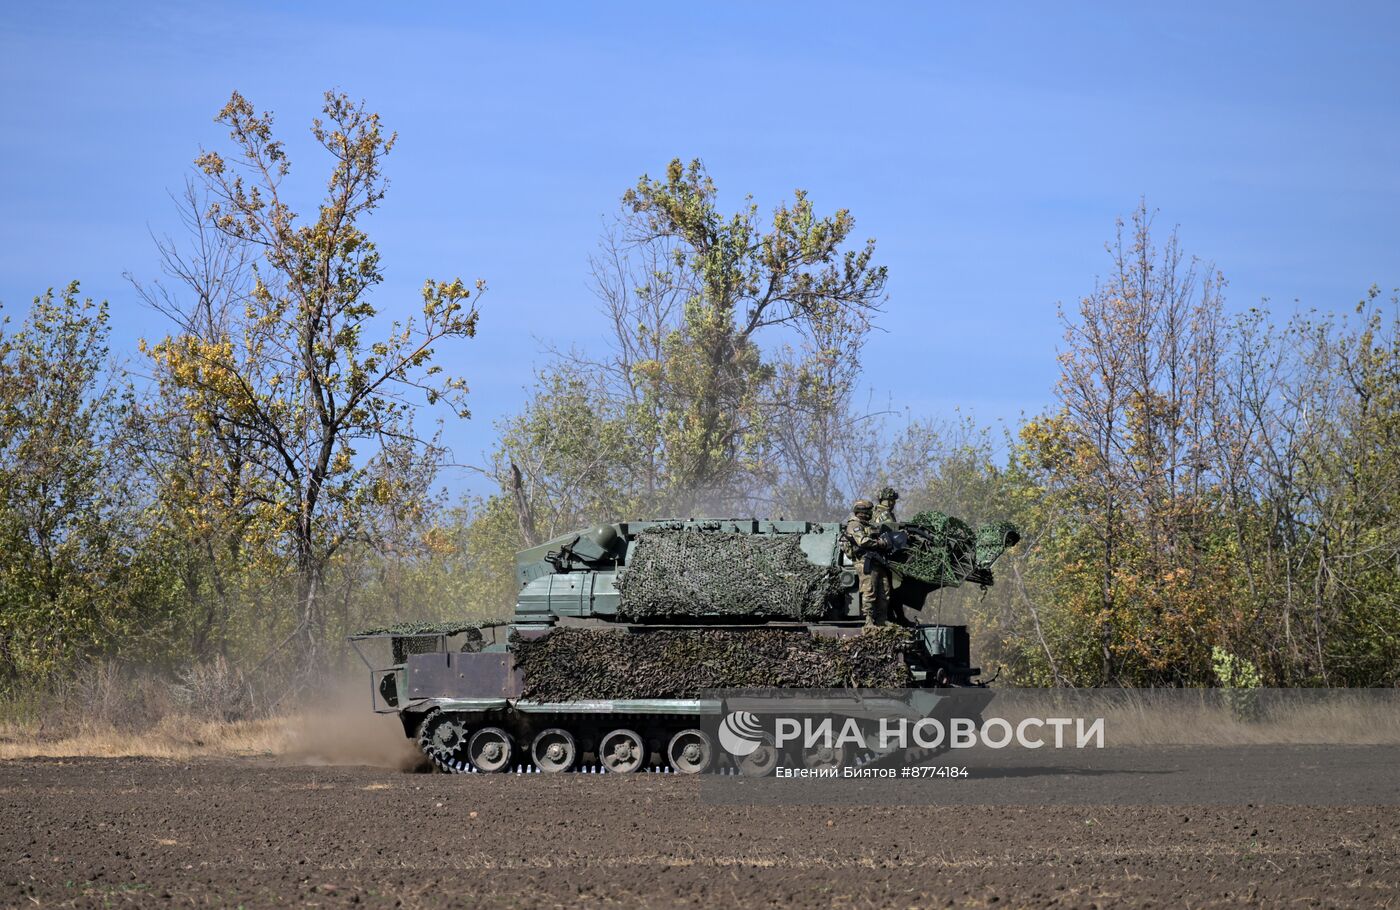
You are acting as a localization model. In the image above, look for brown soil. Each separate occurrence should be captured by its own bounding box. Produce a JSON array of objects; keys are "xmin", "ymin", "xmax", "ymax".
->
[{"xmin": 3, "ymin": 756, "xmax": 1397, "ymax": 908}]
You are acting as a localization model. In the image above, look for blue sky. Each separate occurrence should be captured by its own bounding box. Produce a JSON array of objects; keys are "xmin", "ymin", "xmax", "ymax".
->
[{"xmin": 3, "ymin": 2, "xmax": 1398, "ymax": 494}]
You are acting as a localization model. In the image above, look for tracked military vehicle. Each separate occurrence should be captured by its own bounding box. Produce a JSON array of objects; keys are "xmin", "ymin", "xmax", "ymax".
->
[{"xmin": 351, "ymin": 514, "xmax": 1018, "ymax": 774}]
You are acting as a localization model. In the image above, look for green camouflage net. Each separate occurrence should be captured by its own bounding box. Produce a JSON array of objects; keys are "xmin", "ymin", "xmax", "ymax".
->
[
  {"xmin": 616, "ymin": 528, "xmax": 838, "ymax": 620},
  {"xmin": 512, "ymin": 626, "xmax": 913, "ymax": 701},
  {"xmin": 352, "ymin": 621, "xmax": 506, "ymax": 664},
  {"xmin": 352, "ymin": 620, "xmax": 506, "ymax": 637},
  {"xmin": 974, "ymin": 520, "xmax": 1020, "ymax": 568},
  {"xmin": 893, "ymin": 511, "xmax": 978, "ymax": 587}
]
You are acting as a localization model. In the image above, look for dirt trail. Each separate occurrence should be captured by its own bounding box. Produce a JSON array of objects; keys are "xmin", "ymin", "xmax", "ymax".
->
[{"xmin": 2, "ymin": 757, "xmax": 1397, "ymax": 908}]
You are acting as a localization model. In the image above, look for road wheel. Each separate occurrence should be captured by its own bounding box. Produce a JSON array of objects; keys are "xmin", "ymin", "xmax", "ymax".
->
[
  {"xmin": 803, "ymin": 742, "xmax": 847, "ymax": 771},
  {"xmin": 599, "ymin": 728, "xmax": 645, "ymax": 773},
  {"xmin": 467, "ymin": 726, "xmax": 513, "ymax": 773},
  {"xmin": 531, "ymin": 728, "xmax": 577, "ymax": 773},
  {"xmin": 667, "ymin": 729, "xmax": 713, "ymax": 774},
  {"xmin": 737, "ymin": 733, "xmax": 778, "ymax": 777}
]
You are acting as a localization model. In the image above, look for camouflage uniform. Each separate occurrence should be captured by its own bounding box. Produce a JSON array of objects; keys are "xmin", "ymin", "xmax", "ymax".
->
[
  {"xmin": 844, "ymin": 500, "xmax": 891, "ymax": 627},
  {"xmin": 874, "ymin": 487, "xmax": 899, "ymax": 528}
]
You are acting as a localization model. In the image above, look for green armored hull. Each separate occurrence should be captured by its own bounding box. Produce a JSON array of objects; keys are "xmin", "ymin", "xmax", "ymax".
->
[{"xmin": 351, "ymin": 516, "xmax": 1015, "ymax": 775}]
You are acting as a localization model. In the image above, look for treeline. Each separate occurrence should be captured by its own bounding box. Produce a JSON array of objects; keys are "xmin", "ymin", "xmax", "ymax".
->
[
  {"xmin": 981, "ymin": 213, "xmax": 1400, "ymax": 687},
  {"xmin": 0, "ymin": 93, "xmax": 487, "ymax": 690},
  {"xmin": 1, "ymin": 92, "xmax": 1396, "ymax": 693}
]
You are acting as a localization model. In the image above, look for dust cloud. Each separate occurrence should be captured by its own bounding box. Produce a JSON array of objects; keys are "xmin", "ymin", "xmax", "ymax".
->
[{"xmin": 281, "ymin": 677, "xmax": 429, "ymax": 772}]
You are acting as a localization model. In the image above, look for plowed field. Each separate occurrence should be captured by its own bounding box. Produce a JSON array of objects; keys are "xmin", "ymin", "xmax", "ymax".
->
[{"xmin": 3, "ymin": 755, "xmax": 1398, "ymax": 908}]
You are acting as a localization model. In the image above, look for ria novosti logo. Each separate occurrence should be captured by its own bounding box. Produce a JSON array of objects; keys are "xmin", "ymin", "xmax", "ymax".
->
[
  {"xmin": 715, "ymin": 708, "xmax": 1105, "ymax": 757},
  {"xmin": 717, "ymin": 711, "xmax": 766, "ymax": 756}
]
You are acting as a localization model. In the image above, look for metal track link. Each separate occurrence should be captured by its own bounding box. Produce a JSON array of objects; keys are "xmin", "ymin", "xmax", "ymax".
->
[
  {"xmin": 417, "ymin": 711, "xmax": 780, "ymax": 775},
  {"xmin": 415, "ymin": 709, "xmax": 479, "ymax": 774}
]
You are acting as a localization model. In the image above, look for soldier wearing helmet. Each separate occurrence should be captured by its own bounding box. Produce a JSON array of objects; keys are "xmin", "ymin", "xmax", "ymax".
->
[
  {"xmin": 843, "ymin": 498, "xmax": 890, "ymax": 627},
  {"xmin": 874, "ymin": 487, "xmax": 900, "ymax": 528}
]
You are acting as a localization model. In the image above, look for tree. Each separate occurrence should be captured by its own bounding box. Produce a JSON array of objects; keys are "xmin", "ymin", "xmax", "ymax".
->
[
  {"xmin": 1327, "ymin": 290, "xmax": 1400, "ymax": 683},
  {"xmin": 766, "ymin": 295, "xmax": 872, "ymax": 517},
  {"xmin": 142, "ymin": 91, "xmax": 485, "ymax": 671},
  {"xmin": 0, "ymin": 284, "xmax": 141, "ymax": 681},
  {"xmin": 1020, "ymin": 202, "xmax": 1232, "ymax": 685},
  {"xmin": 621, "ymin": 159, "xmax": 887, "ymax": 513},
  {"xmin": 498, "ymin": 158, "xmax": 888, "ymax": 546},
  {"xmin": 127, "ymin": 182, "xmax": 270, "ymax": 662}
]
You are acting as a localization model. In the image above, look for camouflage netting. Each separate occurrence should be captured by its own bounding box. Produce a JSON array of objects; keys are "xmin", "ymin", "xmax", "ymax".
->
[
  {"xmin": 615, "ymin": 528, "xmax": 839, "ymax": 620},
  {"xmin": 893, "ymin": 511, "xmax": 978, "ymax": 587},
  {"xmin": 512, "ymin": 626, "xmax": 913, "ymax": 701},
  {"xmin": 353, "ymin": 621, "xmax": 507, "ymax": 664},
  {"xmin": 891, "ymin": 512, "xmax": 1020, "ymax": 589},
  {"xmin": 974, "ymin": 520, "xmax": 1020, "ymax": 568},
  {"xmin": 353, "ymin": 621, "xmax": 505, "ymax": 637}
]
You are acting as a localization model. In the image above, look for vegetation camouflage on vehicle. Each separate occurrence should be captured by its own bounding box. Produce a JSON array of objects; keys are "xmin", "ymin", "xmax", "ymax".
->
[
  {"xmin": 615, "ymin": 527, "xmax": 838, "ymax": 620},
  {"xmin": 353, "ymin": 621, "xmax": 507, "ymax": 664},
  {"xmin": 974, "ymin": 521, "xmax": 1020, "ymax": 568},
  {"xmin": 512, "ymin": 626, "xmax": 912, "ymax": 701},
  {"xmin": 891, "ymin": 511, "xmax": 1021, "ymax": 588},
  {"xmin": 353, "ymin": 620, "xmax": 506, "ymax": 637}
]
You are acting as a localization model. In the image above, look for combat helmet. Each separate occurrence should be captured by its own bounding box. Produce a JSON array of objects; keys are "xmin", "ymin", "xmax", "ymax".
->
[
  {"xmin": 877, "ymin": 487, "xmax": 899, "ymax": 504},
  {"xmin": 852, "ymin": 498, "xmax": 874, "ymax": 517}
]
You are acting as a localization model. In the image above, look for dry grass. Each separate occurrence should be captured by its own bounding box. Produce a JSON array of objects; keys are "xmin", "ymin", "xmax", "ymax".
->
[
  {"xmin": 0, "ymin": 660, "xmax": 424, "ymax": 768},
  {"xmin": 0, "ymin": 658, "xmax": 287, "ymax": 760},
  {"xmin": 989, "ymin": 690, "xmax": 1400, "ymax": 745},
  {"xmin": 1102, "ymin": 699, "xmax": 1400, "ymax": 745},
  {"xmin": 0, "ymin": 706, "xmax": 423, "ymax": 768},
  {"xmin": 0, "ymin": 712, "xmax": 295, "ymax": 760}
]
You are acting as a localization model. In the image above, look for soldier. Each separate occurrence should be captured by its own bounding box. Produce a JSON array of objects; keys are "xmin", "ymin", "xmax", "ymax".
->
[
  {"xmin": 874, "ymin": 487, "xmax": 900, "ymax": 528},
  {"xmin": 843, "ymin": 498, "xmax": 891, "ymax": 627}
]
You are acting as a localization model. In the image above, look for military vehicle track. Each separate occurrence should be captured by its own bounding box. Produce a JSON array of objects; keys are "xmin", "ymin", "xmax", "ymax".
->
[{"xmin": 414, "ymin": 706, "xmax": 946, "ymax": 775}]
